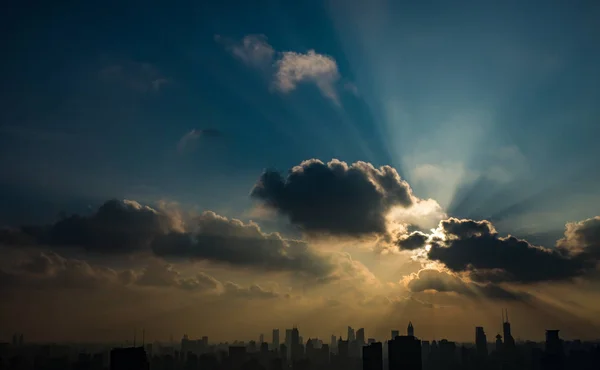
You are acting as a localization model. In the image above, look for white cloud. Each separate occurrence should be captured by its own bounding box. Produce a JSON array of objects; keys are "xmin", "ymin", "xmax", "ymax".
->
[
  {"xmin": 217, "ymin": 34, "xmax": 275, "ymax": 68},
  {"xmin": 217, "ymin": 35, "xmax": 343, "ymax": 104},
  {"xmin": 274, "ymin": 50, "xmax": 341, "ymax": 104}
]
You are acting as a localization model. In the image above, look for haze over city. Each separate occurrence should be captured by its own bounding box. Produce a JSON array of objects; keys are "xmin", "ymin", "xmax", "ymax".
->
[{"xmin": 1, "ymin": 0, "xmax": 600, "ymax": 354}]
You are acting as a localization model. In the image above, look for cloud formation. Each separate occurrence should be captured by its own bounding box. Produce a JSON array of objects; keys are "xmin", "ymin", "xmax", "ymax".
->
[
  {"xmin": 216, "ymin": 34, "xmax": 275, "ymax": 68},
  {"xmin": 251, "ymin": 159, "xmax": 415, "ymax": 237},
  {"xmin": 557, "ymin": 216, "xmax": 600, "ymax": 258},
  {"xmin": 0, "ymin": 251, "xmax": 282, "ymax": 300},
  {"xmin": 397, "ymin": 217, "xmax": 600, "ymax": 284},
  {"xmin": 406, "ymin": 269, "xmax": 530, "ymax": 301},
  {"xmin": 29, "ymin": 199, "xmax": 175, "ymax": 254},
  {"xmin": 274, "ymin": 50, "xmax": 341, "ymax": 103},
  {"xmin": 396, "ymin": 231, "xmax": 429, "ymax": 251},
  {"xmin": 152, "ymin": 211, "xmax": 333, "ymax": 277},
  {"xmin": 217, "ymin": 35, "xmax": 344, "ymax": 104},
  {"xmin": 1, "ymin": 200, "xmax": 333, "ymax": 278}
]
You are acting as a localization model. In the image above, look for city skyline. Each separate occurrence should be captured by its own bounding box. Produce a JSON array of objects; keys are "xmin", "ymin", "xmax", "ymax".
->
[{"xmin": 2, "ymin": 0, "xmax": 600, "ymax": 346}]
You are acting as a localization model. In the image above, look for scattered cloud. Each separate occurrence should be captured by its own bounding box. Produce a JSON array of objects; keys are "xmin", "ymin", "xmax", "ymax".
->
[
  {"xmin": 274, "ymin": 50, "xmax": 341, "ymax": 104},
  {"xmin": 217, "ymin": 34, "xmax": 344, "ymax": 104},
  {"xmin": 216, "ymin": 34, "xmax": 275, "ymax": 68}
]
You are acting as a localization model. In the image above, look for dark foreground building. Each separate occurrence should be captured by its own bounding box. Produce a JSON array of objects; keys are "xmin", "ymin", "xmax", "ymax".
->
[{"xmin": 110, "ymin": 347, "xmax": 149, "ymax": 370}]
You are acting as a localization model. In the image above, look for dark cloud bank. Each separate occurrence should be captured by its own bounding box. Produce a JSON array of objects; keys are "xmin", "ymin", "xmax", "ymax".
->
[
  {"xmin": 399, "ymin": 217, "xmax": 600, "ymax": 298},
  {"xmin": 0, "ymin": 199, "xmax": 334, "ymax": 279},
  {"xmin": 2, "ymin": 158, "xmax": 600, "ymax": 303}
]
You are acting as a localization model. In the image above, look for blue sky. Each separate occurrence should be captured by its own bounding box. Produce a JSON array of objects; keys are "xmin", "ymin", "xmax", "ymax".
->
[{"xmin": 1, "ymin": 0, "xmax": 599, "ymax": 243}]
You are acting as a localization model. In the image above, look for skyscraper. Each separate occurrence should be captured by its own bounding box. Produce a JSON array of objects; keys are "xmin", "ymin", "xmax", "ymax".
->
[
  {"xmin": 475, "ymin": 327, "xmax": 487, "ymax": 357},
  {"xmin": 348, "ymin": 326, "xmax": 355, "ymax": 342},
  {"xmin": 391, "ymin": 330, "xmax": 399, "ymax": 339},
  {"xmin": 273, "ymin": 329, "xmax": 280, "ymax": 350},
  {"xmin": 260, "ymin": 334, "xmax": 265, "ymax": 344},
  {"xmin": 502, "ymin": 309, "xmax": 515, "ymax": 350},
  {"xmin": 388, "ymin": 335, "xmax": 421, "ymax": 370},
  {"xmin": 291, "ymin": 327, "xmax": 301, "ymax": 361},
  {"xmin": 363, "ymin": 342, "xmax": 383, "ymax": 370},
  {"xmin": 543, "ymin": 330, "xmax": 564, "ymax": 370},
  {"xmin": 407, "ymin": 322, "xmax": 414, "ymax": 337},
  {"xmin": 357, "ymin": 328, "xmax": 365, "ymax": 345},
  {"xmin": 495, "ymin": 334, "xmax": 503, "ymax": 352}
]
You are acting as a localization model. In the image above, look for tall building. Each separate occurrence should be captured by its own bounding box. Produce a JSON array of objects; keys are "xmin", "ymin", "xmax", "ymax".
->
[
  {"xmin": 475, "ymin": 327, "xmax": 488, "ymax": 357},
  {"xmin": 285, "ymin": 329, "xmax": 293, "ymax": 359},
  {"xmin": 543, "ymin": 330, "xmax": 564, "ymax": 370},
  {"xmin": 260, "ymin": 334, "xmax": 264, "ymax": 344},
  {"xmin": 407, "ymin": 322, "xmax": 414, "ymax": 337},
  {"xmin": 391, "ymin": 330, "xmax": 399, "ymax": 340},
  {"xmin": 110, "ymin": 347, "xmax": 149, "ymax": 370},
  {"xmin": 495, "ymin": 334, "xmax": 503, "ymax": 352},
  {"xmin": 363, "ymin": 342, "xmax": 383, "ymax": 370},
  {"xmin": 545, "ymin": 330, "xmax": 563, "ymax": 355},
  {"xmin": 348, "ymin": 326, "xmax": 355, "ymax": 342},
  {"xmin": 388, "ymin": 336, "xmax": 421, "ymax": 370},
  {"xmin": 356, "ymin": 328, "xmax": 365, "ymax": 345},
  {"xmin": 291, "ymin": 327, "xmax": 302, "ymax": 361},
  {"xmin": 502, "ymin": 309, "xmax": 515, "ymax": 350},
  {"xmin": 273, "ymin": 329, "xmax": 280, "ymax": 350}
]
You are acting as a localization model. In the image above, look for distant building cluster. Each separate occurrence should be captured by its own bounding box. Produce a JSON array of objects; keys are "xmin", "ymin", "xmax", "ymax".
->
[{"xmin": 1, "ymin": 315, "xmax": 599, "ymax": 370}]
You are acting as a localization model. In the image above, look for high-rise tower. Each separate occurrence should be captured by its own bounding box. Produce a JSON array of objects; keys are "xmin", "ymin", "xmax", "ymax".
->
[{"xmin": 407, "ymin": 322, "xmax": 414, "ymax": 337}]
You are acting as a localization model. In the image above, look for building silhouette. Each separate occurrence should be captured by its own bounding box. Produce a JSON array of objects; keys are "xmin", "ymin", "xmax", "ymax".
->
[
  {"xmin": 110, "ymin": 347, "xmax": 149, "ymax": 370},
  {"xmin": 407, "ymin": 322, "xmax": 414, "ymax": 337},
  {"xmin": 475, "ymin": 327, "xmax": 487, "ymax": 357},
  {"xmin": 272, "ymin": 329, "xmax": 280, "ymax": 350},
  {"xmin": 357, "ymin": 328, "xmax": 365, "ymax": 346},
  {"xmin": 363, "ymin": 342, "xmax": 382, "ymax": 370},
  {"xmin": 502, "ymin": 309, "xmax": 515, "ymax": 351},
  {"xmin": 388, "ymin": 329, "xmax": 421, "ymax": 370},
  {"xmin": 543, "ymin": 329, "xmax": 564, "ymax": 370}
]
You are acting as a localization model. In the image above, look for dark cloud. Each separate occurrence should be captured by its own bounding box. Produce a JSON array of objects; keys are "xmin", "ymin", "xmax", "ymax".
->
[
  {"xmin": 134, "ymin": 260, "xmax": 221, "ymax": 292},
  {"xmin": 407, "ymin": 269, "xmax": 530, "ymax": 301},
  {"xmin": 1, "ymin": 199, "xmax": 332, "ymax": 278},
  {"xmin": 427, "ymin": 218, "xmax": 596, "ymax": 283},
  {"xmin": 0, "ymin": 252, "xmax": 122, "ymax": 290},
  {"xmin": 152, "ymin": 211, "xmax": 334, "ymax": 277},
  {"xmin": 397, "ymin": 231, "xmax": 429, "ymax": 250},
  {"xmin": 440, "ymin": 218, "xmax": 496, "ymax": 238},
  {"xmin": 10, "ymin": 199, "xmax": 175, "ymax": 254},
  {"xmin": 251, "ymin": 159, "xmax": 414, "ymax": 236},
  {"xmin": 0, "ymin": 251, "xmax": 277, "ymax": 298}
]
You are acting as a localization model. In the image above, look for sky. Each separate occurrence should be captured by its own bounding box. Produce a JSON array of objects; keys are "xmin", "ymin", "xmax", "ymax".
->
[{"xmin": 1, "ymin": 0, "xmax": 600, "ymax": 343}]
